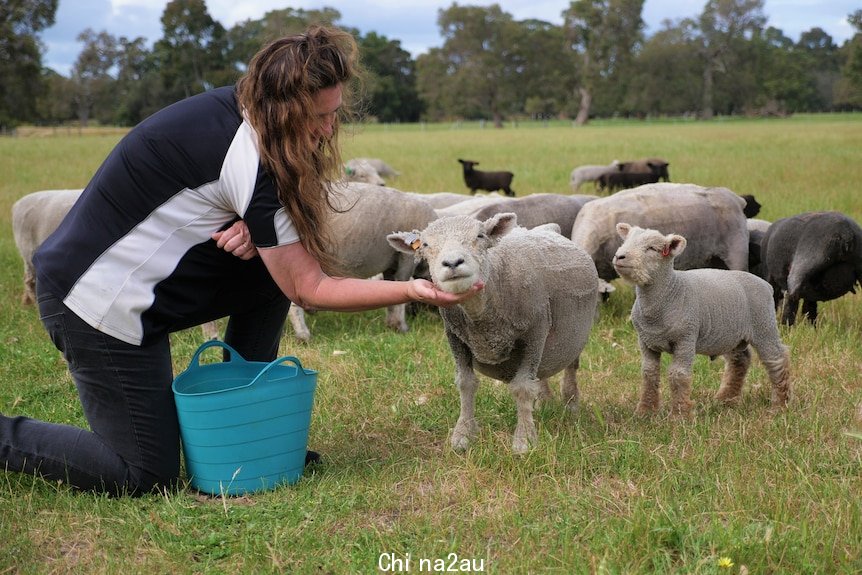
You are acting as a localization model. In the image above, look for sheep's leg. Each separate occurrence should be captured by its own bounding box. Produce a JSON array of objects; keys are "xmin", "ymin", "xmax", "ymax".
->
[
  {"xmin": 384, "ymin": 303, "xmax": 409, "ymax": 333},
  {"xmin": 288, "ymin": 305, "xmax": 311, "ymax": 342},
  {"xmin": 781, "ymin": 292, "xmax": 800, "ymax": 326},
  {"xmin": 759, "ymin": 344, "xmax": 792, "ymax": 409},
  {"xmin": 200, "ymin": 320, "xmax": 219, "ymax": 340},
  {"xmin": 801, "ymin": 299, "xmax": 818, "ymax": 324},
  {"xmin": 560, "ymin": 359, "xmax": 580, "ymax": 413},
  {"xmin": 666, "ymin": 348, "xmax": 695, "ymax": 415},
  {"xmin": 715, "ymin": 343, "xmax": 751, "ymax": 404},
  {"xmin": 22, "ymin": 266, "xmax": 36, "ymax": 305},
  {"xmin": 510, "ymin": 376, "xmax": 540, "ymax": 454},
  {"xmin": 636, "ymin": 346, "xmax": 662, "ymax": 415},
  {"xmin": 451, "ymin": 366, "xmax": 480, "ymax": 451},
  {"xmin": 534, "ymin": 378, "xmax": 553, "ymax": 409}
]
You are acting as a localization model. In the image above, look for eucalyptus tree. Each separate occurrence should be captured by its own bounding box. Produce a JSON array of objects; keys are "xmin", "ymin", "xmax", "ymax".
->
[
  {"xmin": 70, "ymin": 29, "xmax": 118, "ymax": 126},
  {"xmin": 838, "ymin": 9, "xmax": 862, "ymax": 108},
  {"xmin": 692, "ymin": 0, "xmax": 766, "ymax": 119},
  {"xmin": 0, "ymin": 0, "xmax": 57, "ymax": 129},
  {"xmin": 562, "ymin": 0, "xmax": 645, "ymax": 125},
  {"xmin": 426, "ymin": 3, "xmax": 523, "ymax": 127},
  {"xmin": 359, "ymin": 32, "xmax": 423, "ymax": 122}
]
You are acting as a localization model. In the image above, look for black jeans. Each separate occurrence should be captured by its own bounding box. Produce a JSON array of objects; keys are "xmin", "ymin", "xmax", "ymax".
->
[{"xmin": 0, "ymin": 284, "xmax": 288, "ymax": 496}]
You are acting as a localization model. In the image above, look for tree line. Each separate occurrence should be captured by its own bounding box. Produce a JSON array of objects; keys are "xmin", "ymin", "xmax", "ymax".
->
[{"xmin": 3, "ymin": 0, "xmax": 862, "ymax": 131}]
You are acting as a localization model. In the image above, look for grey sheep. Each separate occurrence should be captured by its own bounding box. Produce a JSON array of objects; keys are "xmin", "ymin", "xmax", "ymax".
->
[
  {"xmin": 569, "ymin": 162, "xmax": 618, "ymax": 192},
  {"xmin": 570, "ymin": 183, "xmax": 750, "ymax": 289},
  {"xmin": 596, "ymin": 158, "xmax": 670, "ymax": 193},
  {"xmin": 760, "ymin": 211, "xmax": 862, "ymax": 326},
  {"xmin": 388, "ymin": 213, "xmax": 598, "ymax": 453},
  {"xmin": 457, "ymin": 159, "xmax": 515, "ymax": 197},
  {"xmin": 613, "ymin": 223, "xmax": 791, "ymax": 414},
  {"xmin": 471, "ymin": 193, "xmax": 598, "ymax": 235}
]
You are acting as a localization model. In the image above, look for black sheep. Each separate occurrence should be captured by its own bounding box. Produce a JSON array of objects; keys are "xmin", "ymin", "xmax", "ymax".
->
[
  {"xmin": 457, "ymin": 159, "xmax": 515, "ymax": 197},
  {"xmin": 760, "ymin": 211, "xmax": 862, "ymax": 326},
  {"xmin": 596, "ymin": 158, "xmax": 670, "ymax": 193}
]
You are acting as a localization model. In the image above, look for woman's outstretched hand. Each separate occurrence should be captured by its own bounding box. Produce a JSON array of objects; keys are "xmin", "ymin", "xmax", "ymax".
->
[{"xmin": 408, "ymin": 278, "xmax": 484, "ymax": 307}]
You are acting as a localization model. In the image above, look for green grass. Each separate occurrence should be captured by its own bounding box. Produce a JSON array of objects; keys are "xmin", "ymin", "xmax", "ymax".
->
[{"xmin": 2, "ymin": 115, "xmax": 862, "ymax": 574}]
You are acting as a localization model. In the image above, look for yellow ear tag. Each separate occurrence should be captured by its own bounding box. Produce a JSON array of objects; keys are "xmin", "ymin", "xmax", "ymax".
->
[{"xmin": 410, "ymin": 238, "xmax": 421, "ymax": 251}]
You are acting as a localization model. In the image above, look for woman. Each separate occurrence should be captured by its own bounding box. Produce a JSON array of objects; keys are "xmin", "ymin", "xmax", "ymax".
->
[{"xmin": 0, "ymin": 26, "xmax": 482, "ymax": 496}]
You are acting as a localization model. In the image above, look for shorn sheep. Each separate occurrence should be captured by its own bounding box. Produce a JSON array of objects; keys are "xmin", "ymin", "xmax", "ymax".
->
[
  {"xmin": 388, "ymin": 213, "xmax": 598, "ymax": 453},
  {"xmin": 612, "ymin": 223, "xmax": 791, "ymax": 414},
  {"xmin": 457, "ymin": 159, "xmax": 515, "ymax": 197},
  {"xmin": 569, "ymin": 161, "xmax": 618, "ymax": 192},
  {"xmin": 760, "ymin": 211, "xmax": 862, "ymax": 326}
]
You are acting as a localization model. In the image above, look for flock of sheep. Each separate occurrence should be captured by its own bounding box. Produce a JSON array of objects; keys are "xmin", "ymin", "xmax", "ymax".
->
[{"xmin": 11, "ymin": 156, "xmax": 862, "ymax": 453}]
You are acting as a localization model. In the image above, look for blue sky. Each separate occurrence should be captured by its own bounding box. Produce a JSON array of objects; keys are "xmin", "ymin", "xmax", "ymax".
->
[{"xmin": 40, "ymin": 0, "xmax": 859, "ymax": 76}]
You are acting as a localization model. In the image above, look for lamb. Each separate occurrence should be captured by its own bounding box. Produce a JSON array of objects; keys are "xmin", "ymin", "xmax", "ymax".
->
[
  {"xmin": 596, "ymin": 158, "xmax": 670, "ymax": 193},
  {"xmin": 471, "ymin": 193, "xmax": 598, "ymax": 235},
  {"xmin": 404, "ymin": 191, "xmax": 475, "ymax": 210},
  {"xmin": 759, "ymin": 211, "xmax": 862, "ymax": 326},
  {"xmin": 344, "ymin": 159, "xmax": 385, "ymax": 186},
  {"xmin": 612, "ymin": 223, "xmax": 791, "ymax": 414},
  {"xmin": 12, "ymin": 189, "xmax": 83, "ymax": 304},
  {"xmin": 570, "ymin": 183, "xmax": 750, "ymax": 288},
  {"xmin": 350, "ymin": 157, "xmax": 400, "ymax": 179},
  {"xmin": 457, "ymin": 159, "xmax": 515, "ymax": 197},
  {"xmin": 388, "ymin": 213, "xmax": 598, "ymax": 453},
  {"xmin": 746, "ymin": 218, "xmax": 771, "ymax": 278},
  {"xmin": 569, "ymin": 161, "xmax": 618, "ymax": 192}
]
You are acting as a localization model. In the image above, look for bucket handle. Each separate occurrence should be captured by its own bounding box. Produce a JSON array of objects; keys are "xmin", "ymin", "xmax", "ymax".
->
[
  {"xmin": 249, "ymin": 355, "xmax": 315, "ymax": 388},
  {"xmin": 186, "ymin": 339, "xmax": 249, "ymax": 368}
]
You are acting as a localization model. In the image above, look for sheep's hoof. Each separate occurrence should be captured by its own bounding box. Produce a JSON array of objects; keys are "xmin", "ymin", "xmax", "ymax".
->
[
  {"xmin": 451, "ymin": 432, "xmax": 472, "ymax": 451},
  {"xmin": 451, "ymin": 419, "xmax": 478, "ymax": 451},
  {"xmin": 670, "ymin": 401, "xmax": 694, "ymax": 417},
  {"xmin": 511, "ymin": 435, "xmax": 534, "ymax": 455},
  {"xmin": 635, "ymin": 403, "xmax": 658, "ymax": 416},
  {"xmin": 714, "ymin": 387, "xmax": 741, "ymax": 403}
]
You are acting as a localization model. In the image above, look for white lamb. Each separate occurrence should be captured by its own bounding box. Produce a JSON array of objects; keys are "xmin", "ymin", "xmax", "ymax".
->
[
  {"xmin": 388, "ymin": 214, "xmax": 598, "ymax": 453},
  {"xmin": 612, "ymin": 223, "xmax": 791, "ymax": 415},
  {"xmin": 343, "ymin": 159, "xmax": 385, "ymax": 186},
  {"xmin": 569, "ymin": 161, "xmax": 618, "ymax": 192}
]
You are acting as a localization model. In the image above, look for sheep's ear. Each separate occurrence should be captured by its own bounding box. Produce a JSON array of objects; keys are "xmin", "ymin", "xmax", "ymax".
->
[
  {"xmin": 387, "ymin": 231, "xmax": 422, "ymax": 254},
  {"xmin": 484, "ymin": 212, "xmax": 517, "ymax": 239},
  {"xmin": 616, "ymin": 222, "xmax": 632, "ymax": 239},
  {"xmin": 662, "ymin": 234, "xmax": 687, "ymax": 257}
]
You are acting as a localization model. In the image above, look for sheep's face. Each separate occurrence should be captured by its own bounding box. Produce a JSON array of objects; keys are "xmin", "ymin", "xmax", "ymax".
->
[
  {"xmin": 612, "ymin": 223, "xmax": 686, "ymax": 286},
  {"xmin": 388, "ymin": 213, "xmax": 517, "ymax": 294}
]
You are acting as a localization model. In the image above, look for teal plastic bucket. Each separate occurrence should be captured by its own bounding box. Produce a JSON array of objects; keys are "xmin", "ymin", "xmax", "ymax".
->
[{"xmin": 172, "ymin": 340, "xmax": 318, "ymax": 496}]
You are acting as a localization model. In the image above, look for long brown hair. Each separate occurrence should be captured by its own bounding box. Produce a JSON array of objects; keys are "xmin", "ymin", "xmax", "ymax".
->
[{"xmin": 236, "ymin": 25, "xmax": 360, "ymax": 272}]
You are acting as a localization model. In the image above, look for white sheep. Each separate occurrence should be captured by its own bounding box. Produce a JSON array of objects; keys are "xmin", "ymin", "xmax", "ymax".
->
[
  {"xmin": 569, "ymin": 161, "xmax": 619, "ymax": 191},
  {"xmin": 12, "ymin": 189, "xmax": 82, "ymax": 304},
  {"xmin": 388, "ymin": 214, "xmax": 598, "ymax": 453},
  {"xmin": 343, "ymin": 159, "xmax": 385, "ymax": 186},
  {"xmin": 612, "ymin": 223, "xmax": 791, "ymax": 415},
  {"xmin": 351, "ymin": 157, "xmax": 400, "ymax": 178}
]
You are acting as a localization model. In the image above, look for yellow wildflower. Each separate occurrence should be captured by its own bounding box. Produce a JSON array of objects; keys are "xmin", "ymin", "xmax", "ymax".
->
[{"xmin": 718, "ymin": 557, "xmax": 734, "ymax": 569}]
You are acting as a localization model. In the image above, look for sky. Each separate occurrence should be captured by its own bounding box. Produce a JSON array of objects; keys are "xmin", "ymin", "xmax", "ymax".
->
[{"xmin": 40, "ymin": 0, "xmax": 859, "ymax": 76}]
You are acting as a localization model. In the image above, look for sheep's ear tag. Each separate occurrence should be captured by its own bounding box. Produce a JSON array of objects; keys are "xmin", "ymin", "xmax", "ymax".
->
[
  {"xmin": 661, "ymin": 244, "xmax": 671, "ymax": 257},
  {"xmin": 406, "ymin": 233, "xmax": 421, "ymax": 250}
]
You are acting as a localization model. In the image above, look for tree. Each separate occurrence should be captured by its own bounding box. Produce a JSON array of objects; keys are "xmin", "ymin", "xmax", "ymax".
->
[
  {"xmin": 359, "ymin": 32, "xmax": 423, "ymax": 122},
  {"xmin": 154, "ymin": 0, "xmax": 228, "ymax": 103},
  {"xmin": 563, "ymin": 0, "xmax": 645, "ymax": 125},
  {"xmin": 693, "ymin": 0, "xmax": 766, "ymax": 119},
  {"xmin": 838, "ymin": 9, "xmax": 862, "ymax": 109},
  {"xmin": 629, "ymin": 22, "xmax": 701, "ymax": 116},
  {"xmin": 71, "ymin": 29, "xmax": 118, "ymax": 126},
  {"xmin": 114, "ymin": 36, "xmax": 160, "ymax": 125},
  {"xmin": 0, "ymin": 0, "xmax": 58, "ymax": 129},
  {"xmin": 430, "ymin": 3, "xmax": 522, "ymax": 127}
]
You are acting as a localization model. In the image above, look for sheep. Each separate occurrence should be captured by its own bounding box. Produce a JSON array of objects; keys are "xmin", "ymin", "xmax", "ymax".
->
[
  {"xmin": 350, "ymin": 157, "xmax": 400, "ymax": 179},
  {"xmin": 746, "ymin": 218, "xmax": 771, "ymax": 278},
  {"xmin": 759, "ymin": 211, "xmax": 862, "ymax": 326},
  {"xmin": 344, "ymin": 159, "xmax": 385, "ymax": 186},
  {"xmin": 596, "ymin": 158, "xmax": 670, "ymax": 193},
  {"xmin": 288, "ymin": 181, "xmax": 441, "ymax": 339},
  {"xmin": 612, "ymin": 223, "xmax": 791, "ymax": 414},
  {"xmin": 569, "ymin": 161, "xmax": 619, "ymax": 192},
  {"xmin": 404, "ymin": 191, "xmax": 475, "ymax": 210},
  {"xmin": 9, "ymin": 188, "xmax": 300, "ymax": 342},
  {"xmin": 457, "ymin": 159, "xmax": 515, "ymax": 197},
  {"xmin": 741, "ymin": 194, "xmax": 762, "ymax": 218},
  {"xmin": 432, "ymin": 192, "xmax": 506, "ymax": 218},
  {"xmin": 12, "ymin": 189, "xmax": 83, "ymax": 304},
  {"xmin": 471, "ymin": 193, "xmax": 598, "ymax": 235},
  {"xmin": 570, "ymin": 183, "xmax": 750, "ymax": 289},
  {"xmin": 388, "ymin": 213, "xmax": 598, "ymax": 453}
]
